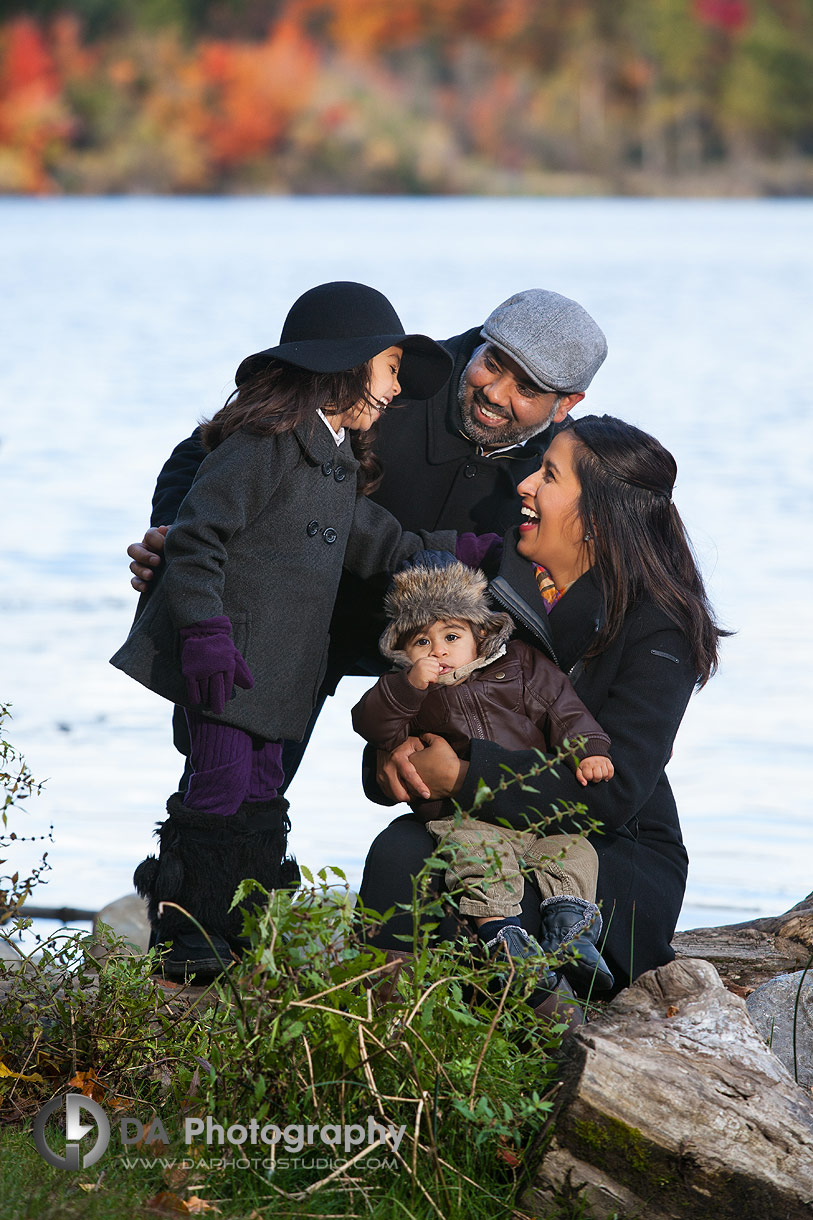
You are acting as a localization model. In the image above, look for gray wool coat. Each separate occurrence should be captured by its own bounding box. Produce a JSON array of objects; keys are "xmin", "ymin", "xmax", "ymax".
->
[{"xmin": 110, "ymin": 420, "xmax": 455, "ymax": 741}]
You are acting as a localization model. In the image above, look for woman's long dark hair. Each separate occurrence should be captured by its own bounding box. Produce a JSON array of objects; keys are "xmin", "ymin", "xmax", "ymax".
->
[
  {"xmin": 567, "ymin": 414, "xmax": 729, "ymax": 687},
  {"xmin": 200, "ymin": 359, "xmax": 382, "ymax": 495}
]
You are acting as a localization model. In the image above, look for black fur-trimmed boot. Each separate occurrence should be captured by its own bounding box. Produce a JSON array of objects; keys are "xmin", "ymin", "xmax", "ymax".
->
[
  {"xmin": 227, "ymin": 796, "xmax": 300, "ymax": 951},
  {"xmin": 537, "ymin": 896, "xmax": 614, "ymax": 994},
  {"xmin": 134, "ymin": 793, "xmax": 299, "ymax": 981}
]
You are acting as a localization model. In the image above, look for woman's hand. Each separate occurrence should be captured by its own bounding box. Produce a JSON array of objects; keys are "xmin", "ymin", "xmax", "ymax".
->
[
  {"xmin": 376, "ymin": 736, "xmax": 430, "ymax": 803},
  {"xmin": 411, "ymin": 733, "xmax": 468, "ymax": 799}
]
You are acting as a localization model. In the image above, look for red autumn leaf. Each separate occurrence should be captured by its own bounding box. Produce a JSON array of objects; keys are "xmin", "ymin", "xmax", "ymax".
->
[
  {"xmin": 67, "ymin": 1069, "xmax": 105, "ymax": 1104},
  {"xmin": 146, "ymin": 1192, "xmax": 190, "ymax": 1215},
  {"xmin": 496, "ymin": 1135, "xmax": 522, "ymax": 1167}
]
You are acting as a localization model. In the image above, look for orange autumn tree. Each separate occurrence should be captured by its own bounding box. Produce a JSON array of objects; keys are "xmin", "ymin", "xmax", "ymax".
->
[
  {"xmin": 0, "ymin": 16, "xmax": 74, "ymax": 191},
  {"xmin": 198, "ymin": 18, "xmax": 319, "ymax": 171}
]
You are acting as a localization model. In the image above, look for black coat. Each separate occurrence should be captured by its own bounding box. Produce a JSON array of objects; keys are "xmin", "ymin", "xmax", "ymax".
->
[
  {"xmin": 112, "ymin": 423, "xmax": 454, "ymax": 740},
  {"xmin": 149, "ymin": 328, "xmax": 558, "ymax": 681},
  {"xmin": 360, "ymin": 535, "xmax": 695, "ymax": 990}
]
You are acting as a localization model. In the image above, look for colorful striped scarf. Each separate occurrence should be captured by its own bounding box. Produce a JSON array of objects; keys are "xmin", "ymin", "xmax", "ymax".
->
[{"xmin": 533, "ymin": 564, "xmax": 566, "ymax": 613}]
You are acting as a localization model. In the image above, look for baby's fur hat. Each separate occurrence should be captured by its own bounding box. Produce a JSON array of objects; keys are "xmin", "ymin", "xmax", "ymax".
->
[{"xmin": 379, "ymin": 559, "xmax": 513, "ymax": 669}]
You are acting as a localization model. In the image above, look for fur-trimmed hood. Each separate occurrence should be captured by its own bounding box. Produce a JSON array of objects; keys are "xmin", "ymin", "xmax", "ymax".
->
[{"xmin": 379, "ymin": 560, "xmax": 514, "ymax": 674}]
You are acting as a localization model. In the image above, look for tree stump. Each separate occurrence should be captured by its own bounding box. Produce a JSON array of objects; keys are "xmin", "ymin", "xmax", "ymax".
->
[
  {"xmin": 521, "ymin": 957, "xmax": 813, "ymax": 1220},
  {"xmin": 671, "ymin": 889, "xmax": 813, "ymax": 993}
]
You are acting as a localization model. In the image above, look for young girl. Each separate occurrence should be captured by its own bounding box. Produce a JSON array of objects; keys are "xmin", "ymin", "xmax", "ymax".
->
[{"xmin": 111, "ymin": 281, "xmax": 456, "ymax": 980}]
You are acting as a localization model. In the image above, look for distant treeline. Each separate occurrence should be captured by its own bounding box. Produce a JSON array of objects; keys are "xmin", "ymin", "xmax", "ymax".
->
[{"xmin": 2, "ymin": 0, "xmax": 813, "ymax": 194}]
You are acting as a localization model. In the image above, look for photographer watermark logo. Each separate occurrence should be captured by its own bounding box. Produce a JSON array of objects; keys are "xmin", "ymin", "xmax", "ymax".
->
[
  {"xmin": 33, "ymin": 1093, "xmax": 111, "ymax": 1170},
  {"xmin": 32, "ymin": 1101, "xmax": 403, "ymax": 1173}
]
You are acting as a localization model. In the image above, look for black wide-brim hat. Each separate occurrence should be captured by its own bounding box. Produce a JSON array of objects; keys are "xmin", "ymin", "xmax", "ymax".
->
[{"xmin": 235, "ymin": 281, "xmax": 452, "ymax": 400}]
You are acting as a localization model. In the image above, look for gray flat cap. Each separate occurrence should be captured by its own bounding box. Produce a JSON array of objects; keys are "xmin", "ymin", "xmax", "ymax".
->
[{"xmin": 481, "ymin": 289, "xmax": 607, "ymax": 394}]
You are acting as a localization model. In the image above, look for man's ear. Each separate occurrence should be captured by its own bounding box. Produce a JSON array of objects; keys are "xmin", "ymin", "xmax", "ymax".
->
[{"xmin": 552, "ymin": 391, "xmax": 585, "ymax": 423}]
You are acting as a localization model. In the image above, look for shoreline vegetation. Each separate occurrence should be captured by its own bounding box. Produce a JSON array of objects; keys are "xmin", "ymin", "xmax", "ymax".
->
[
  {"xmin": 4, "ymin": 693, "xmax": 813, "ymax": 1217},
  {"xmin": 0, "ymin": 704, "xmax": 580, "ymax": 1218},
  {"xmin": 2, "ymin": 1, "xmax": 813, "ymax": 197}
]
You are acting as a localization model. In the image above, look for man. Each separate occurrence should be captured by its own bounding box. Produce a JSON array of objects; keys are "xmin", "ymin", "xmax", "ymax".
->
[{"xmin": 128, "ymin": 288, "xmax": 607, "ymax": 788}]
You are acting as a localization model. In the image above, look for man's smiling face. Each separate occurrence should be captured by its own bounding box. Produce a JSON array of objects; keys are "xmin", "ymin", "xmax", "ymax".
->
[{"xmin": 457, "ymin": 343, "xmax": 583, "ymax": 450}]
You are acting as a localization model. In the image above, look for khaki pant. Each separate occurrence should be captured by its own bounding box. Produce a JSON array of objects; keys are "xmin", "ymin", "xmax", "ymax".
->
[{"xmin": 425, "ymin": 815, "xmax": 598, "ymax": 919}]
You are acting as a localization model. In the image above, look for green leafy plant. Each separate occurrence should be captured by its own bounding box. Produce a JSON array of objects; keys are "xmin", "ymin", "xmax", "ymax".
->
[
  {"xmin": 0, "ymin": 704, "xmax": 51, "ymax": 926},
  {"xmin": 0, "ymin": 743, "xmax": 605, "ymax": 1218},
  {"xmin": 185, "ymin": 863, "xmax": 561, "ymax": 1214}
]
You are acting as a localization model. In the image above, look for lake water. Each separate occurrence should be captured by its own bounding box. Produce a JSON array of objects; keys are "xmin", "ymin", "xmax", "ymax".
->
[{"xmin": 2, "ymin": 196, "xmax": 812, "ymax": 945}]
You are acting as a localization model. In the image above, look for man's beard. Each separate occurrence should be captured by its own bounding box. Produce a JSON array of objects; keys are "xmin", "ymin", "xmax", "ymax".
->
[{"xmin": 458, "ymin": 379, "xmax": 560, "ymax": 449}]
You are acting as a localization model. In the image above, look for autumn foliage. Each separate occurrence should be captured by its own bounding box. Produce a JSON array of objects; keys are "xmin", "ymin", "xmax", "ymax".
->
[
  {"xmin": 1, "ymin": 0, "xmax": 813, "ymax": 194},
  {"xmin": 0, "ymin": 17, "xmax": 76, "ymax": 191}
]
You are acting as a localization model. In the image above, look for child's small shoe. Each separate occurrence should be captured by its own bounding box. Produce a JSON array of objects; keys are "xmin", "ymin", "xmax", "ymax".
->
[
  {"xmin": 537, "ymin": 896, "xmax": 614, "ymax": 993},
  {"xmin": 482, "ymin": 923, "xmax": 557, "ymax": 990}
]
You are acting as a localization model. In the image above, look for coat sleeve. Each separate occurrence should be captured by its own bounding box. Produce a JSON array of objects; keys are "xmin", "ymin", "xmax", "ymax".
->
[
  {"xmin": 161, "ymin": 433, "xmax": 284, "ymax": 629},
  {"xmin": 519, "ymin": 642, "xmax": 611, "ymax": 766},
  {"xmin": 150, "ymin": 429, "xmax": 207, "ymax": 527},
  {"xmin": 342, "ymin": 495, "xmax": 456, "ymax": 579},
  {"xmin": 351, "ymin": 669, "xmax": 427, "ymax": 750},
  {"xmin": 458, "ymin": 616, "xmax": 696, "ymax": 835}
]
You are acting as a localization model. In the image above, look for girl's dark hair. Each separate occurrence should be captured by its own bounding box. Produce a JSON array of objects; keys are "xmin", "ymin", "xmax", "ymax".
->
[
  {"xmin": 200, "ymin": 359, "xmax": 382, "ymax": 495},
  {"xmin": 566, "ymin": 414, "xmax": 729, "ymax": 687}
]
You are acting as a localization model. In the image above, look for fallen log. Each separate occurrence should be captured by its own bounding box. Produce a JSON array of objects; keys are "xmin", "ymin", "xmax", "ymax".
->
[
  {"xmin": 671, "ymin": 889, "xmax": 813, "ymax": 993},
  {"xmin": 2, "ymin": 905, "xmax": 97, "ymax": 924},
  {"xmin": 521, "ymin": 957, "xmax": 813, "ymax": 1220}
]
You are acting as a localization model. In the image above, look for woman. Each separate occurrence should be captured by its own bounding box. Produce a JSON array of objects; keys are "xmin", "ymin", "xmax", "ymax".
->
[{"xmin": 359, "ymin": 415, "xmax": 726, "ymax": 994}]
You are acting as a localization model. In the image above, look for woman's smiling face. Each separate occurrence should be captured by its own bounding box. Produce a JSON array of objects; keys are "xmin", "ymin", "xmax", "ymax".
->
[{"xmin": 516, "ymin": 429, "xmax": 590, "ymax": 588}]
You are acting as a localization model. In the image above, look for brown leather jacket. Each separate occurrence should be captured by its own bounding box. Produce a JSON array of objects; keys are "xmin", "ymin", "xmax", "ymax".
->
[{"xmin": 352, "ymin": 638, "xmax": 610, "ymax": 818}]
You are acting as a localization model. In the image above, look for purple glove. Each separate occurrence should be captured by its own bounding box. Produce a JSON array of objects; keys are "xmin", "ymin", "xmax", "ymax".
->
[
  {"xmin": 180, "ymin": 615, "xmax": 254, "ymax": 715},
  {"xmin": 455, "ymin": 532, "xmax": 503, "ymax": 571}
]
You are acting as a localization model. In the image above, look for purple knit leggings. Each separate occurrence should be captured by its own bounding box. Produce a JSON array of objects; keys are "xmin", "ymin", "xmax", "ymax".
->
[{"xmin": 183, "ymin": 708, "xmax": 284, "ymax": 817}]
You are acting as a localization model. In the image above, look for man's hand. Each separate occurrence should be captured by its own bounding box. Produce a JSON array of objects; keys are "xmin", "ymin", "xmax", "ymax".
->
[
  {"xmin": 128, "ymin": 525, "xmax": 168, "ymax": 592},
  {"xmin": 575, "ymin": 755, "xmax": 614, "ymax": 786},
  {"xmin": 410, "ymin": 733, "xmax": 468, "ymax": 799},
  {"xmin": 376, "ymin": 736, "xmax": 429, "ymax": 803},
  {"xmin": 407, "ymin": 658, "xmax": 441, "ymax": 690}
]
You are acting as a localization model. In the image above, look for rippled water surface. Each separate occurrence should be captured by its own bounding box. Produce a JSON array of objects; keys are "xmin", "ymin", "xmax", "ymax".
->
[{"xmin": 2, "ymin": 197, "xmax": 812, "ymax": 937}]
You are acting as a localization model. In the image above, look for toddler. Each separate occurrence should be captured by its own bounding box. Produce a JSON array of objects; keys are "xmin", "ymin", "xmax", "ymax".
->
[{"xmin": 352, "ymin": 559, "xmax": 615, "ymax": 992}]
